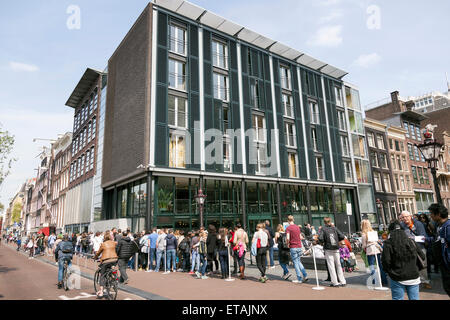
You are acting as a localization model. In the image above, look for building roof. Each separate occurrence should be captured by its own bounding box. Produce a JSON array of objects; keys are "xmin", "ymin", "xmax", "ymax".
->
[
  {"xmin": 394, "ymin": 110, "xmax": 428, "ymax": 122},
  {"xmin": 153, "ymin": 0, "xmax": 348, "ymax": 80},
  {"xmin": 65, "ymin": 68, "xmax": 105, "ymax": 108}
]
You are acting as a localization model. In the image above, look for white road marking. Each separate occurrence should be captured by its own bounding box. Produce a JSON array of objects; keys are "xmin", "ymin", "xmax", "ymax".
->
[{"xmin": 58, "ymin": 292, "xmax": 97, "ymax": 300}]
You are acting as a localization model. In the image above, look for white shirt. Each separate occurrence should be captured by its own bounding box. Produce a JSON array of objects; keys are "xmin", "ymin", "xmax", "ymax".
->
[
  {"xmin": 253, "ymin": 230, "xmax": 268, "ymax": 247},
  {"xmin": 399, "ymin": 277, "xmax": 421, "ymax": 286},
  {"xmin": 93, "ymin": 236, "xmax": 103, "ymax": 252}
]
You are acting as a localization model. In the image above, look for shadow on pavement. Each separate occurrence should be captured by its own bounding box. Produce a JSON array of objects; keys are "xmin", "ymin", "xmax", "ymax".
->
[{"xmin": 0, "ymin": 265, "xmax": 17, "ymax": 273}]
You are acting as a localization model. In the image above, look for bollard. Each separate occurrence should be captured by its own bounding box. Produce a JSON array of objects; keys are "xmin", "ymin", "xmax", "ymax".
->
[{"xmin": 135, "ymin": 253, "xmax": 138, "ymax": 272}]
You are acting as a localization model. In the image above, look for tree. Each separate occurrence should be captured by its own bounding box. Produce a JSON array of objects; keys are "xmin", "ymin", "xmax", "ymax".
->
[
  {"xmin": 0, "ymin": 125, "xmax": 16, "ymax": 187},
  {"xmin": 11, "ymin": 202, "xmax": 22, "ymax": 224}
]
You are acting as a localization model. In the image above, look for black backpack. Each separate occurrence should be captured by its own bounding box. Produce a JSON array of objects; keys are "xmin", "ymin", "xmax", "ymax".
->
[
  {"xmin": 278, "ymin": 233, "xmax": 289, "ymax": 250},
  {"xmin": 322, "ymin": 226, "xmax": 344, "ymax": 250},
  {"xmin": 61, "ymin": 242, "xmax": 73, "ymax": 254},
  {"xmin": 179, "ymin": 239, "xmax": 189, "ymax": 252}
]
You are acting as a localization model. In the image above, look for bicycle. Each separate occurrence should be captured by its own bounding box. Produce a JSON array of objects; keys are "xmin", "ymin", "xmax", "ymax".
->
[
  {"xmin": 94, "ymin": 260, "xmax": 119, "ymax": 300},
  {"xmin": 62, "ymin": 259, "xmax": 71, "ymax": 291}
]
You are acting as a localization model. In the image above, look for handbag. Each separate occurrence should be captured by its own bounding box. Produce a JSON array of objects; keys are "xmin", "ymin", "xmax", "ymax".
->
[{"xmin": 257, "ymin": 238, "xmax": 261, "ymax": 249}]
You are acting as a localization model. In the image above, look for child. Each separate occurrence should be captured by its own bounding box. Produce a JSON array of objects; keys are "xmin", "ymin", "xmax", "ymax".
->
[
  {"xmin": 339, "ymin": 241, "xmax": 351, "ymax": 273},
  {"xmin": 196, "ymin": 231, "xmax": 209, "ymax": 280}
]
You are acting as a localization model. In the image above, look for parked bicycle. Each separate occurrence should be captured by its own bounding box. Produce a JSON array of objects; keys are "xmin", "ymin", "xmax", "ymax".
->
[{"xmin": 93, "ymin": 260, "xmax": 119, "ymax": 300}]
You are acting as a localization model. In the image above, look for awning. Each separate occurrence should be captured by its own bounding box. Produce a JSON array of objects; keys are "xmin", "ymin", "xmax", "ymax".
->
[{"xmin": 38, "ymin": 227, "xmax": 50, "ymax": 237}]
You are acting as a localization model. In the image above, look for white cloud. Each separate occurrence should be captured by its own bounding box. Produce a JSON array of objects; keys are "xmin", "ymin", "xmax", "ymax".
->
[
  {"xmin": 307, "ymin": 25, "xmax": 343, "ymax": 47},
  {"xmin": 318, "ymin": 10, "xmax": 343, "ymax": 24},
  {"xmin": 353, "ymin": 53, "xmax": 382, "ymax": 68},
  {"xmin": 317, "ymin": 0, "xmax": 341, "ymax": 6},
  {"xmin": 9, "ymin": 61, "xmax": 39, "ymax": 72}
]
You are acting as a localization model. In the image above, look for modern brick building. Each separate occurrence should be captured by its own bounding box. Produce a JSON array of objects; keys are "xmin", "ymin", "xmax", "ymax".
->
[
  {"xmin": 64, "ymin": 68, "xmax": 107, "ymax": 234},
  {"xmin": 365, "ymin": 91, "xmax": 435, "ymax": 214},
  {"xmin": 95, "ymin": 0, "xmax": 376, "ymax": 233},
  {"xmin": 364, "ymin": 119, "xmax": 396, "ymax": 226}
]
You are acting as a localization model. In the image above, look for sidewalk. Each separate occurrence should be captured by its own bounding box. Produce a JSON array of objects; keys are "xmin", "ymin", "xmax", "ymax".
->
[{"xmin": 7, "ymin": 243, "xmax": 448, "ymax": 300}]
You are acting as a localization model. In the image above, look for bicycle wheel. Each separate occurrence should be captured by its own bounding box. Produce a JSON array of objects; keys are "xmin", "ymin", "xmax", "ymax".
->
[
  {"xmin": 63, "ymin": 262, "xmax": 70, "ymax": 291},
  {"xmin": 105, "ymin": 273, "xmax": 118, "ymax": 300},
  {"xmin": 93, "ymin": 269, "xmax": 101, "ymax": 293}
]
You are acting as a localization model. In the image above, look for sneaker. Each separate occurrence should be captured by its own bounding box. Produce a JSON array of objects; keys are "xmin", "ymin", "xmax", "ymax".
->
[
  {"xmin": 422, "ymin": 283, "xmax": 432, "ymax": 290},
  {"xmin": 329, "ymin": 284, "xmax": 340, "ymax": 287},
  {"xmin": 123, "ymin": 280, "xmax": 129, "ymax": 285},
  {"xmin": 138, "ymin": 268, "xmax": 143, "ymax": 272},
  {"xmin": 339, "ymin": 283, "xmax": 347, "ymax": 287},
  {"xmin": 146, "ymin": 269, "xmax": 153, "ymax": 273},
  {"xmin": 201, "ymin": 276, "xmax": 209, "ymax": 280},
  {"xmin": 302, "ymin": 277, "xmax": 309, "ymax": 283},
  {"xmin": 195, "ymin": 272, "xmax": 201, "ymax": 278},
  {"xmin": 188, "ymin": 271, "xmax": 194, "ymax": 275},
  {"xmin": 292, "ymin": 280, "xmax": 302, "ymax": 284},
  {"xmin": 259, "ymin": 277, "xmax": 266, "ymax": 283},
  {"xmin": 283, "ymin": 273, "xmax": 292, "ymax": 281}
]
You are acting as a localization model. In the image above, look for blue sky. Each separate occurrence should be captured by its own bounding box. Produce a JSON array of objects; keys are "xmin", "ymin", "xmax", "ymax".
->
[{"xmin": 0, "ymin": 0, "xmax": 449, "ymax": 209}]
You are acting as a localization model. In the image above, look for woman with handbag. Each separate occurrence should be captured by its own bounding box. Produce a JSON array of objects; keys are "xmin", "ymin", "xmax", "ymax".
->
[
  {"xmin": 382, "ymin": 220, "xmax": 426, "ymax": 300},
  {"xmin": 361, "ymin": 219, "xmax": 388, "ymax": 285},
  {"xmin": 252, "ymin": 223, "xmax": 269, "ymax": 283}
]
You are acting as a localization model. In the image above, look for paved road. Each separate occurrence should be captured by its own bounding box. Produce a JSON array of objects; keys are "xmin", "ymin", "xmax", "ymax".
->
[{"xmin": 0, "ymin": 243, "xmax": 144, "ymax": 300}]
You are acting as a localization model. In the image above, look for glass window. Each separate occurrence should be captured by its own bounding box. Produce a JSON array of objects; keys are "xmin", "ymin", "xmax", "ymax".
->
[
  {"xmin": 355, "ymin": 159, "xmax": 371, "ymax": 183},
  {"xmin": 370, "ymin": 151, "xmax": 378, "ymax": 167},
  {"xmin": 373, "ymin": 172, "xmax": 382, "ymax": 192},
  {"xmin": 337, "ymin": 110, "xmax": 346, "ymax": 131},
  {"xmin": 352, "ymin": 135, "xmax": 366, "ymax": 158},
  {"xmin": 251, "ymin": 81, "xmax": 260, "ymax": 109},
  {"xmin": 223, "ymin": 142, "xmax": 232, "ymax": 172},
  {"xmin": 90, "ymin": 147, "xmax": 95, "ymax": 170},
  {"xmin": 416, "ymin": 125, "xmax": 421, "ymax": 141},
  {"xmin": 411, "ymin": 124, "xmax": 416, "ymax": 140},
  {"xmin": 283, "ymin": 93, "xmax": 294, "ymax": 118},
  {"xmin": 316, "ymin": 157, "xmax": 325, "ymax": 180},
  {"xmin": 256, "ymin": 145, "xmax": 267, "ymax": 175},
  {"xmin": 212, "ymin": 40, "xmax": 228, "ymax": 70},
  {"xmin": 285, "ymin": 122, "xmax": 296, "ymax": 148},
  {"xmin": 169, "ymin": 59, "xmax": 186, "ymax": 91},
  {"xmin": 400, "ymin": 175, "xmax": 405, "ymax": 191},
  {"xmin": 400, "ymin": 141, "xmax": 405, "ymax": 152},
  {"xmin": 213, "ymin": 73, "xmax": 229, "ymax": 101},
  {"xmin": 341, "ymin": 135, "xmax": 349, "ymax": 157},
  {"xmin": 253, "ymin": 114, "xmax": 266, "ymax": 143},
  {"xmin": 367, "ymin": 133, "xmax": 376, "ymax": 148},
  {"xmin": 384, "ymin": 173, "xmax": 392, "ymax": 193},
  {"xmin": 335, "ymin": 87, "xmax": 343, "ymax": 107},
  {"xmin": 412, "ymin": 166, "xmax": 418, "ymax": 183},
  {"xmin": 389, "ymin": 139, "xmax": 393, "ymax": 150},
  {"xmin": 344, "ymin": 161, "xmax": 352, "ymax": 183},
  {"xmin": 414, "ymin": 145, "xmax": 420, "ymax": 162},
  {"xmin": 348, "ymin": 110, "xmax": 364, "ymax": 134},
  {"xmin": 92, "ymin": 117, "xmax": 96, "ymax": 139},
  {"xmin": 406, "ymin": 175, "xmax": 411, "ymax": 191},
  {"xmin": 402, "ymin": 156, "xmax": 407, "ymax": 171},
  {"xmin": 403, "ymin": 121, "xmax": 410, "ymax": 138},
  {"xmin": 288, "ymin": 152, "xmax": 298, "ymax": 178},
  {"xmin": 169, "ymin": 23, "xmax": 187, "ymax": 55},
  {"xmin": 169, "ymin": 133, "xmax": 186, "ymax": 168},
  {"xmin": 379, "ymin": 153, "xmax": 388, "ymax": 169},
  {"xmin": 424, "ymin": 169, "xmax": 429, "ymax": 184},
  {"xmin": 397, "ymin": 155, "xmax": 402, "ymax": 171},
  {"xmin": 309, "ymin": 101, "xmax": 320, "ymax": 124},
  {"xmin": 223, "ymin": 105, "xmax": 230, "ymax": 133},
  {"xmin": 408, "ymin": 143, "xmax": 414, "ymax": 160},
  {"xmin": 168, "ymin": 95, "xmax": 188, "ymax": 129},
  {"xmin": 312, "ymin": 128, "xmax": 318, "ymax": 152},
  {"xmin": 394, "ymin": 174, "xmax": 399, "ymax": 191},
  {"xmin": 376, "ymin": 134, "xmax": 385, "ymax": 150},
  {"xmin": 280, "ymin": 65, "xmax": 291, "ymax": 90}
]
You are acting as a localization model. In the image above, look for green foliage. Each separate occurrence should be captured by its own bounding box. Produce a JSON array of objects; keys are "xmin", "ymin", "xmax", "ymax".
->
[
  {"xmin": 158, "ymin": 188, "xmax": 173, "ymax": 211},
  {"xmin": 11, "ymin": 202, "xmax": 22, "ymax": 223},
  {"xmin": 0, "ymin": 125, "xmax": 16, "ymax": 187}
]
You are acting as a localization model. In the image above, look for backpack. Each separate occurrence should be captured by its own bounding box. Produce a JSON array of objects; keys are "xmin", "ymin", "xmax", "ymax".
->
[
  {"xmin": 61, "ymin": 242, "xmax": 73, "ymax": 254},
  {"xmin": 322, "ymin": 226, "xmax": 344, "ymax": 250},
  {"xmin": 278, "ymin": 233, "xmax": 289, "ymax": 250},
  {"xmin": 81, "ymin": 238, "xmax": 88, "ymax": 247},
  {"xmin": 179, "ymin": 239, "xmax": 189, "ymax": 252}
]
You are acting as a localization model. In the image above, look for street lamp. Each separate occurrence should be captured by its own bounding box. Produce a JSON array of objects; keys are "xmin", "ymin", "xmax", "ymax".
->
[
  {"xmin": 416, "ymin": 125, "xmax": 444, "ymax": 205},
  {"xmin": 194, "ymin": 188, "xmax": 207, "ymax": 229},
  {"xmin": 376, "ymin": 198, "xmax": 385, "ymax": 230}
]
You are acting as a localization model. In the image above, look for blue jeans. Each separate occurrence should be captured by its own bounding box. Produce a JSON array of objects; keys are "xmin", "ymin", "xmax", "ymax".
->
[
  {"xmin": 58, "ymin": 258, "xmax": 72, "ymax": 283},
  {"xmin": 218, "ymin": 250, "xmax": 229, "ymax": 276},
  {"xmin": 128, "ymin": 255, "xmax": 135, "ymax": 269},
  {"xmin": 155, "ymin": 249, "xmax": 165, "ymax": 272},
  {"xmin": 149, "ymin": 248, "xmax": 156, "ymax": 270},
  {"xmin": 167, "ymin": 249, "xmax": 176, "ymax": 271},
  {"xmin": 280, "ymin": 262, "xmax": 289, "ymax": 276},
  {"xmin": 390, "ymin": 279, "xmax": 420, "ymax": 300},
  {"xmin": 367, "ymin": 254, "xmax": 388, "ymax": 285},
  {"xmin": 191, "ymin": 250, "xmax": 200, "ymax": 272},
  {"xmin": 265, "ymin": 246, "xmax": 275, "ymax": 267},
  {"xmin": 290, "ymin": 248, "xmax": 308, "ymax": 281},
  {"xmin": 200, "ymin": 253, "xmax": 208, "ymax": 276}
]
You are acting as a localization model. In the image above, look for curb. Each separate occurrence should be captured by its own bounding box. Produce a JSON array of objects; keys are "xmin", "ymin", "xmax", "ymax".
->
[{"xmin": 1, "ymin": 243, "xmax": 169, "ymax": 301}]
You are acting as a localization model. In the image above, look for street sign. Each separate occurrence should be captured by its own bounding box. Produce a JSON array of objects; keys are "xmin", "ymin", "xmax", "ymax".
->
[{"xmin": 346, "ymin": 202, "xmax": 352, "ymax": 216}]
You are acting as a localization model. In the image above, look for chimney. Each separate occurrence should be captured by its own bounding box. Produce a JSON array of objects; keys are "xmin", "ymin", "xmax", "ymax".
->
[
  {"xmin": 391, "ymin": 91, "xmax": 402, "ymax": 112},
  {"xmin": 405, "ymin": 100, "xmax": 415, "ymax": 111}
]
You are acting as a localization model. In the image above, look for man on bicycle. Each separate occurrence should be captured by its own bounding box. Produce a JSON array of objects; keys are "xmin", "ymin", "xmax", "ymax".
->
[
  {"xmin": 54, "ymin": 234, "xmax": 74, "ymax": 289},
  {"xmin": 93, "ymin": 232, "xmax": 118, "ymax": 298}
]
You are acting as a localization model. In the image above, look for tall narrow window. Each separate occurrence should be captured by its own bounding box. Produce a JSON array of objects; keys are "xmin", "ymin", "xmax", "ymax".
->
[
  {"xmin": 86, "ymin": 150, "xmax": 90, "ymax": 172},
  {"xmin": 80, "ymin": 154, "xmax": 85, "ymax": 176},
  {"xmin": 169, "ymin": 23, "xmax": 187, "ymax": 56},
  {"xmin": 337, "ymin": 110, "xmax": 346, "ymax": 131},
  {"xmin": 316, "ymin": 157, "xmax": 325, "ymax": 180},
  {"xmin": 312, "ymin": 128, "xmax": 318, "ymax": 152},
  {"xmin": 403, "ymin": 121, "xmax": 410, "ymax": 138},
  {"xmin": 168, "ymin": 95, "xmax": 188, "ymax": 129},
  {"xmin": 309, "ymin": 101, "xmax": 320, "ymax": 124},
  {"xmin": 169, "ymin": 133, "xmax": 186, "ymax": 168},
  {"xmin": 344, "ymin": 162, "xmax": 352, "ymax": 183},
  {"xmin": 169, "ymin": 59, "xmax": 186, "ymax": 91},
  {"xmin": 282, "ymin": 93, "xmax": 293, "ymax": 118},
  {"xmin": 253, "ymin": 114, "xmax": 266, "ymax": 143},
  {"xmin": 92, "ymin": 117, "xmax": 96, "ymax": 139},
  {"xmin": 223, "ymin": 141, "xmax": 232, "ymax": 172},
  {"xmin": 373, "ymin": 172, "xmax": 382, "ymax": 192},
  {"xmin": 367, "ymin": 133, "xmax": 376, "ymax": 148},
  {"xmin": 280, "ymin": 65, "xmax": 291, "ymax": 90},
  {"xmin": 384, "ymin": 173, "xmax": 392, "ymax": 193},
  {"xmin": 341, "ymin": 136, "xmax": 349, "ymax": 157},
  {"xmin": 335, "ymin": 87, "xmax": 343, "ymax": 106},
  {"xmin": 414, "ymin": 145, "xmax": 420, "ymax": 162},
  {"xmin": 379, "ymin": 153, "xmax": 388, "ymax": 169},
  {"xmin": 418, "ymin": 167, "xmax": 424, "ymax": 184},
  {"xmin": 87, "ymin": 122, "xmax": 91, "ymax": 142},
  {"xmin": 408, "ymin": 143, "xmax": 414, "ymax": 160},
  {"xmin": 376, "ymin": 134, "xmax": 385, "ymax": 150},
  {"xmin": 213, "ymin": 73, "xmax": 228, "ymax": 101},
  {"xmin": 212, "ymin": 40, "xmax": 228, "ymax": 70},
  {"xmin": 416, "ymin": 125, "xmax": 421, "ymax": 141},
  {"xmin": 223, "ymin": 105, "xmax": 230, "ymax": 133},
  {"xmin": 288, "ymin": 153, "xmax": 298, "ymax": 178},
  {"xmin": 400, "ymin": 175, "xmax": 406, "ymax": 191},
  {"xmin": 285, "ymin": 122, "xmax": 296, "ymax": 148},
  {"xmin": 370, "ymin": 151, "xmax": 378, "ymax": 167},
  {"xmin": 256, "ymin": 144, "xmax": 267, "ymax": 175},
  {"xmin": 412, "ymin": 166, "xmax": 418, "ymax": 183},
  {"xmin": 251, "ymin": 81, "xmax": 260, "ymax": 109},
  {"xmin": 90, "ymin": 147, "xmax": 95, "ymax": 170}
]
